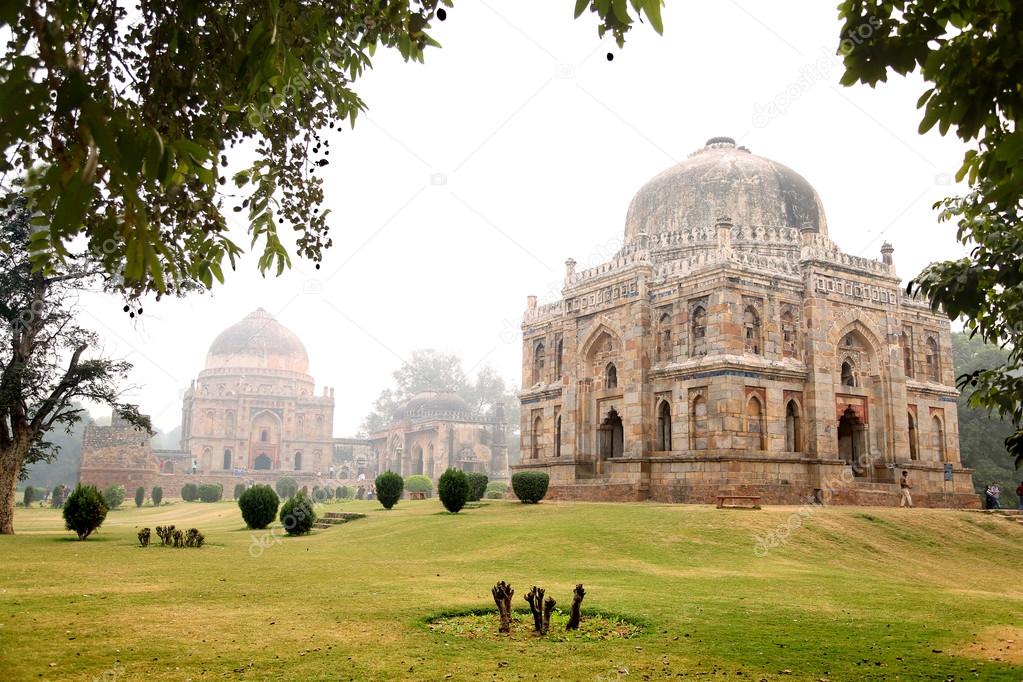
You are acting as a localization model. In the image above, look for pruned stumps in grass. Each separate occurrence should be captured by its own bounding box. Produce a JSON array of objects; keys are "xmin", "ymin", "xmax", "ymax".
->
[
  {"xmin": 524, "ymin": 586, "xmax": 546, "ymax": 634},
  {"xmin": 542, "ymin": 595, "xmax": 556, "ymax": 635},
  {"xmin": 137, "ymin": 527, "xmax": 151, "ymax": 547},
  {"xmin": 491, "ymin": 581, "xmax": 514, "ymax": 634},
  {"xmin": 566, "ymin": 583, "xmax": 586, "ymax": 630}
]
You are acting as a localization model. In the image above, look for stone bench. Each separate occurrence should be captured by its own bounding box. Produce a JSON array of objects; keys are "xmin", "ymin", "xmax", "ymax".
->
[
  {"xmin": 407, "ymin": 491, "xmax": 426, "ymax": 500},
  {"xmin": 716, "ymin": 495, "xmax": 761, "ymax": 510}
]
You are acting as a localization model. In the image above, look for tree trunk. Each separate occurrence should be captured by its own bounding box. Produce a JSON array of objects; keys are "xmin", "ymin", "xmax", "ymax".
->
[
  {"xmin": 524, "ymin": 586, "xmax": 545, "ymax": 634},
  {"xmin": 492, "ymin": 581, "xmax": 514, "ymax": 633},
  {"xmin": 0, "ymin": 441, "xmax": 27, "ymax": 535},
  {"xmin": 541, "ymin": 595, "xmax": 556, "ymax": 635},
  {"xmin": 566, "ymin": 583, "xmax": 586, "ymax": 630}
]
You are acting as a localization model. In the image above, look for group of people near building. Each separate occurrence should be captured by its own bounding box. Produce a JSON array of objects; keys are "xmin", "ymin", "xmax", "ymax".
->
[{"xmin": 899, "ymin": 471, "xmax": 1023, "ymax": 510}]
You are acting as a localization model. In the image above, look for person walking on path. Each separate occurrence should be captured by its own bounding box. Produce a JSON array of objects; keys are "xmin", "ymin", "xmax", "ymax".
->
[{"xmin": 899, "ymin": 470, "xmax": 913, "ymax": 508}]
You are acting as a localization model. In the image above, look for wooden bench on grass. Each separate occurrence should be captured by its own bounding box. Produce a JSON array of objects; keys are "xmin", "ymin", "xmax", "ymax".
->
[{"xmin": 716, "ymin": 495, "xmax": 761, "ymax": 510}]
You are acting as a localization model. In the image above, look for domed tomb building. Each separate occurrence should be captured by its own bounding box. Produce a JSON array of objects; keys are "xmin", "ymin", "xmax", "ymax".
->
[
  {"xmin": 515, "ymin": 137, "xmax": 977, "ymax": 507},
  {"xmin": 180, "ymin": 308, "xmax": 336, "ymax": 475}
]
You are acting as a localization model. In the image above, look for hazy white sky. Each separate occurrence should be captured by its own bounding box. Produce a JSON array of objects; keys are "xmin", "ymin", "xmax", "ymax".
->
[{"xmin": 76, "ymin": 1, "xmax": 970, "ymax": 436}]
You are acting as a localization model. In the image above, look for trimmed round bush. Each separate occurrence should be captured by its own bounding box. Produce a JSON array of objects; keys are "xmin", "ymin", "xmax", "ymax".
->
[
  {"xmin": 23, "ymin": 485, "xmax": 35, "ymax": 506},
  {"xmin": 486, "ymin": 481, "xmax": 508, "ymax": 496},
  {"xmin": 151, "ymin": 486, "xmax": 163, "ymax": 506},
  {"xmin": 438, "ymin": 468, "xmax": 469, "ymax": 513},
  {"xmin": 335, "ymin": 485, "xmax": 346, "ymax": 499},
  {"xmin": 238, "ymin": 484, "xmax": 279, "ymax": 530},
  {"xmin": 51, "ymin": 485, "xmax": 65, "ymax": 508},
  {"xmin": 280, "ymin": 491, "xmax": 316, "ymax": 535},
  {"xmin": 233, "ymin": 483, "xmax": 246, "ymax": 500},
  {"xmin": 512, "ymin": 471, "xmax": 550, "ymax": 504},
  {"xmin": 102, "ymin": 483, "xmax": 126, "ymax": 509},
  {"xmin": 312, "ymin": 485, "xmax": 330, "ymax": 503},
  {"xmin": 275, "ymin": 477, "xmax": 298, "ymax": 498},
  {"xmin": 181, "ymin": 482, "xmax": 199, "ymax": 502},
  {"xmin": 404, "ymin": 474, "xmax": 433, "ymax": 495},
  {"xmin": 63, "ymin": 484, "xmax": 109, "ymax": 540},
  {"xmin": 466, "ymin": 472, "xmax": 489, "ymax": 502},
  {"xmin": 134, "ymin": 486, "xmax": 145, "ymax": 507},
  {"xmin": 375, "ymin": 471, "xmax": 403, "ymax": 510},
  {"xmin": 198, "ymin": 483, "xmax": 223, "ymax": 502}
]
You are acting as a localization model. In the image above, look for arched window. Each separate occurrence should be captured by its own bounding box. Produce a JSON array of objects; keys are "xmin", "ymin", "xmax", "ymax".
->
[
  {"xmin": 781, "ymin": 310, "xmax": 797, "ymax": 358},
  {"xmin": 931, "ymin": 415, "xmax": 945, "ymax": 461},
  {"xmin": 222, "ymin": 449, "xmax": 232, "ymax": 470},
  {"xmin": 605, "ymin": 363, "xmax": 618, "ymax": 389},
  {"xmin": 785, "ymin": 401, "xmax": 801, "ymax": 452},
  {"xmin": 746, "ymin": 396, "xmax": 765, "ymax": 449},
  {"xmin": 260, "ymin": 429, "xmax": 269, "ymax": 442},
  {"xmin": 901, "ymin": 330, "xmax": 914, "ymax": 378},
  {"xmin": 841, "ymin": 360, "xmax": 856, "ymax": 387},
  {"xmin": 691, "ymin": 306, "xmax": 707, "ymax": 356},
  {"xmin": 658, "ymin": 312, "xmax": 672, "ymax": 362},
  {"xmin": 555, "ymin": 337, "xmax": 564, "ymax": 378},
  {"xmin": 743, "ymin": 306, "xmax": 761, "ymax": 354},
  {"xmin": 908, "ymin": 411, "xmax": 918, "ymax": 460},
  {"xmin": 925, "ymin": 337, "xmax": 940, "ymax": 382},
  {"xmin": 532, "ymin": 416, "xmax": 543, "ymax": 459},
  {"xmin": 532, "ymin": 341, "xmax": 546, "ymax": 385},
  {"xmin": 657, "ymin": 400, "xmax": 672, "ymax": 451},
  {"xmin": 690, "ymin": 395, "xmax": 707, "ymax": 450},
  {"xmin": 554, "ymin": 414, "xmax": 562, "ymax": 457},
  {"xmin": 294, "ymin": 451, "xmax": 303, "ymax": 471}
]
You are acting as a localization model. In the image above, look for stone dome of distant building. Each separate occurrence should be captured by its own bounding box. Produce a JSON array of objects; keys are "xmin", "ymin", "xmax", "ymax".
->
[
  {"xmin": 204, "ymin": 308, "xmax": 309, "ymax": 374},
  {"xmin": 400, "ymin": 390, "xmax": 470, "ymax": 417},
  {"xmin": 623, "ymin": 137, "xmax": 828, "ymax": 245}
]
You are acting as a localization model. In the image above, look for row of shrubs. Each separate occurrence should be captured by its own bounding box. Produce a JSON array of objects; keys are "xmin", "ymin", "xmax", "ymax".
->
[
  {"xmin": 372, "ymin": 470, "xmax": 549, "ymax": 513},
  {"xmin": 138, "ymin": 525, "xmax": 205, "ymax": 548},
  {"xmin": 237, "ymin": 485, "xmax": 317, "ymax": 536}
]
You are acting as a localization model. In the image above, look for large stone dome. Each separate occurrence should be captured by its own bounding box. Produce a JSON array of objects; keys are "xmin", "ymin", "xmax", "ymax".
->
[
  {"xmin": 400, "ymin": 390, "xmax": 470, "ymax": 417},
  {"xmin": 204, "ymin": 308, "xmax": 309, "ymax": 374},
  {"xmin": 624, "ymin": 137, "xmax": 827, "ymax": 245}
]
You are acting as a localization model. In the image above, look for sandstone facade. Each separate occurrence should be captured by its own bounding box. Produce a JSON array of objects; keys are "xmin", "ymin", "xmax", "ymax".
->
[{"xmin": 514, "ymin": 137, "xmax": 977, "ymax": 508}]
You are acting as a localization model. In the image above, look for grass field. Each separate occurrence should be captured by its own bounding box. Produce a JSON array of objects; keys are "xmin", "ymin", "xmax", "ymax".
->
[{"xmin": 1, "ymin": 498, "xmax": 1021, "ymax": 681}]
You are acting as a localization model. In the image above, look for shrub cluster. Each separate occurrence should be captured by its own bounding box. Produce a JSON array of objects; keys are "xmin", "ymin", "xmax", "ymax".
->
[
  {"xmin": 51, "ymin": 484, "xmax": 69, "ymax": 508},
  {"xmin": 403, "ymin": 474, "xmax": 433, "ymax": 495},
  {"xmin": 134, "ymin": 486, "xmax": 146, "ymax": 507},
  {"xmin": 138, "ymin": 527, "xmax": 151, "ymax": 546},
  {"xmin": 238, "ymin": 485, "xmax": 279, "ymax": 530},
  {"xmin": 62, "ymin": 485, "xmax": 108, "ymax": 540},
  {"xmin": 275, "ymin": 476, "xmax": 298, "ymax": 498},
  {"xmin": 102, "ymin": 483, "xmax": 126, "ymax": 509},
  {"xmin": 153, "ymin": 525, "xmax": 205, "ymax": 547},
  {"xmin": 512, "ymin": 471, "xmax": 550, "ymax": 504},
  {"xmin": 233, "ymin": 483, "xmax": 247, "ymax": 500},
  {"xmin": 198, "ymin": 483, "xmax": 223, "ymax": 503},
  {"xmin": 181, "ymin": 482, "xmax": 199, "ymax": 502},
  {"xmin": 336, "ymin": 485, "xmax": 354, "ymax": 500},
  {"xmin": 438, "ymin": 468, "xmax": 469, "ymax": 513},
  {"xmin": 375, "ymin": 471, "xmax": 403, "ymax": 509},
  {"xmin": 280, "ymin": 491, "xmax": 316, "ymax": 535},
  {"xmin": 312, "ymin": 485, "xmax": 334, "ymax": 502},
  {"xmin": 151, "ymin": 486, "xmax": 163, "ymax": 506},
  {"xmin": 466, "ymin": 472, "xmax": 489, "ymax": 502},
  {"xmin": 485, "ymin": 481, "xmax": 508, "ymax": 499},
  {"xmin": 22, "ymin": 485, "xmax": 35, "ymax": 506}
]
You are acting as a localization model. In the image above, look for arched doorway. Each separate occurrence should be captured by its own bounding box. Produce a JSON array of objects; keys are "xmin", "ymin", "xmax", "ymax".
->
[
  {"xmin": 746, "ymin": 396, "xmax": 765, "ymax": 450},
  {"xmin": 222, "ymin": 449, "xmax": 232, "ymax": 470},
  {"xmin": 785, "ymin": 401, "xmax": 801, "ymax": 452},
  {"xmin": 838, "ymin": 406, "xmax": 867, "ymax": 476},
  {"xmin": 532, "ymin": 416, "xmax": 543, "ymax": 459},
  {"xmin": 254, "ymin": 454, "xmax": 272, "ymax": 470},
  {"xmin": 294, "ymin": 452, "xmax": 303, "ymax": 471},
  {"xmin": 931, "ymin": 416, "xmax": 946, "ymax": 461},
  {"xmin": 413, "ymin": 445, "xmax": 424, "ymax": 475},
  {"xmin": 599, "ymin": 408, "xmax": 624, "ymax": 460},
  {"xmin": 908, "ymin": 412, "xmax": 918, "ymax": 460},
  {"xmin": 656, "ymin": 401, "xmax": 671, "ymax": 451}
]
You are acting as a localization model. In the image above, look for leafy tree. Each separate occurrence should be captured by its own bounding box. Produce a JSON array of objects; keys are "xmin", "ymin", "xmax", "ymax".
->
[
  {"xmin": 466, "ymin": 472, "xmax": 488, "ymax": 502},
  {"xmin": 375, "ymin": 471, "xmax": 404, "ymax": 510},
  {"xmin": 0, "ymin": 2, "xmax": 660, "ymax": 298},
  {"xmin": 134, "ymin": 486, "xmax": 145, "ymax": 508},
  {"xmin": 102, "ymin": 484, "xmax": 125, "ymax": 509},
  {"xmin": 0, "ymin": 199, "xmax": 148, "ymax": 534},
  {"xmin": 180, "ymin": 483, "xmax": 199, "ymax": 502},
  {"xmin": 62, "ymin": 484, "xmax": 108, "ymax": 540},
  {"xmin": 233, "ymin": 483, "xmax": 247, "ymax": 500},
  {"xmin": 403, "ymin": 474, "xmax": 433, "ymax": 495},
  {"xmin": 197, "ymin": 483, "xmax": 223, "ymax": 503},
  {"xmin": 22, "ymin": 485, "xmax": 34, "ymax": 506},
  {"xmin": 275, "ymin": 477, "xmax": 298, "ymax": 499},
  {"xmin": 238, "ymin": 484, "xmax": 279, "ymax": 530},
  {"xmin": 838, "ymin": 2, "xmax": 1023, "ymax": 467},
  {"xmin": 952, "ymin": 333, "xmax": 1020, "ymax": 508},
  {"xmin": 438, "ymin": 468, "xmax": 469, "ymax": 513},
  {"xmin": 151, "ymin": 486, "xmax": 163, "ymax": 507}
]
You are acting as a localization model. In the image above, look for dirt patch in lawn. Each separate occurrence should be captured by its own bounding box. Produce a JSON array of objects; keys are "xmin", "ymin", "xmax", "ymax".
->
[
  {"xmin": 955, "ymin": 626, "xmax": 1023, "ymax": 664},
  {"xmin": 427, "ymin": 609, "xmax": 644, "ymax": 642}
]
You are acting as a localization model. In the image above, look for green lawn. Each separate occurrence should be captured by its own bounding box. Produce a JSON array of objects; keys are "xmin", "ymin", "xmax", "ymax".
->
[{"xmin": 1, "ymin": 499, "xmax": 1021, "ymax": 681}]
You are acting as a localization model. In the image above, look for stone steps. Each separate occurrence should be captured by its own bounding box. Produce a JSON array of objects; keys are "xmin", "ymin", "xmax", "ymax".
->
[{"xmin": 313, "ymin": 511, "xmax": 366, "ymax": 530}]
